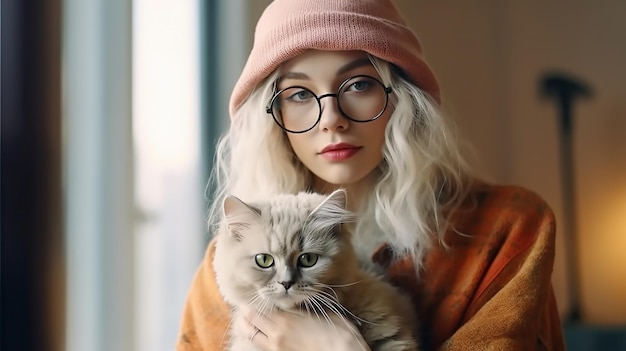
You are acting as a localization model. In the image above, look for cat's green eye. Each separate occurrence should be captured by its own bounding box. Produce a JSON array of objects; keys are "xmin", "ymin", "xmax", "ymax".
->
[
  {"xmin": 298, "ymin": 253, "xmax": 318, "ymax": 267},
  {"xmin": 255, "ymin": 254, "xmax": 274, "ymax": 268}
]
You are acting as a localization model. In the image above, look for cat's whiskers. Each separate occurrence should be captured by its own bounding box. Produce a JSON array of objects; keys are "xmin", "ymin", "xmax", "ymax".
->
[
  {"xmin": 244, "ymin": 291, "xmax": 276, "ymax": 323},
  {"xmin": 311, "ymin": 294, "xmax": 346, "ymax": 320},
  {"xmin": 310, "ymin": 295, "xmax": 368, "ymax": 351},
  {"xmin": 315, "ymin": 284, "xmax": 340, "ymax": 302},
  {"xmin": 303, "ymin": 285, "xmax": 348, "ymax": 319},
  {"xmin": 303, "ymin": 298, "xmax": 329, "ymax": 335},
  {"xmin": 307, "ymin": 296, "xmax": 333, "ymax": 325},
  {"xmin": 244, "ymin": 292, "xmax": 263, "ymax": 306},
  {"xmin": 321, "ymin": 280, "xmax": 365, "ymax": 288},
  {"xmin": 307, "ymin": 297, "xmax": 364, "ymax": 349},
  {"xmin": 306, "ymin": 295, "xmax": 337, "ymax": 332},
  {"xmin": 256, "ymin": 296, "xmax": 274, "ymax": 318},
  {"xmin": 311, "ymin": 288, "xmax": 383, "ymax": 327},
  {"xmin": 302, "ymin": 298, "xmax": 313, "ymax": 316}
]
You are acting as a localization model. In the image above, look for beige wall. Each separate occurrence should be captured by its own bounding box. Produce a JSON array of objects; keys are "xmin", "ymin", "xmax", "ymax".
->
[{"xmin": 245, "ymin": 0, "xmax": 626, "ymax": 324}]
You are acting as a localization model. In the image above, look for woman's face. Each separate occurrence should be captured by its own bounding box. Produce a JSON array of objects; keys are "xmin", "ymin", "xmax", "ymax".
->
[{"xmin": 276, "ymin": 50, "xmax": 392, "ymax": 191}]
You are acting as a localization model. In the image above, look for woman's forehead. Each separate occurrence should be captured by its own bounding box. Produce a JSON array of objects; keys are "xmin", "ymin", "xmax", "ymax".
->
[{"xmin": 277, "ymin": 50, "xmax": 374, "ymax": 80}]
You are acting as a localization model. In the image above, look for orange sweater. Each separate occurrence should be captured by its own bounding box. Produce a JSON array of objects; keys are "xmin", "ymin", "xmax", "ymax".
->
[{"xmin": 176, "ymin": 184, "xmax": 566, "ymax": 350}]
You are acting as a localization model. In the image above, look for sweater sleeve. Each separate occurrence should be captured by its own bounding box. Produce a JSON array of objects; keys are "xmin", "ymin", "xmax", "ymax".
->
[
  {"xmin": 439, "ymin": 193, "xmax": 564, "ymax": 351},
  {"xmin": 379, "ymin": 184, "xmax": 566, "ymax": 351},
  {"xmin": 176, "ymin": 239, "xmax": 230, "ymax": 351}
]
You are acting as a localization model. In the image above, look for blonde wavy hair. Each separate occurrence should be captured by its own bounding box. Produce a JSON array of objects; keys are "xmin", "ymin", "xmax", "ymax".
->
[{"xmin": 207, "ymin": 55, "xmax": 473, "ymax": 269}]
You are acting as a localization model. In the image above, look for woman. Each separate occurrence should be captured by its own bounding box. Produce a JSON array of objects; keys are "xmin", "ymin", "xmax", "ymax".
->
[{"xmin": 177, "ymin": 0, "xmax": 566, "ymax": 350}]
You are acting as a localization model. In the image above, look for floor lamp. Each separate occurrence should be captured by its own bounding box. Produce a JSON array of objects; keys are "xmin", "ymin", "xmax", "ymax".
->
[{"xmin": 540, "ymin": 72, "xmax": 592, "ymax": 324}]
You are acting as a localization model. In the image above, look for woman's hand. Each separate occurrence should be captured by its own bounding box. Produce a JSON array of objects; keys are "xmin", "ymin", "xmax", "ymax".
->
[{"xmin": 240, "ymin": 306, "xmax": 371, "ymax": 351}]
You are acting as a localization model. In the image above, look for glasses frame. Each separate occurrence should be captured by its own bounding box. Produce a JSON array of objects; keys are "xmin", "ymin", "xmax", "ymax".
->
[{"xmin": 265, "ymin": 74, "xmax": 393, "ymax": 134}]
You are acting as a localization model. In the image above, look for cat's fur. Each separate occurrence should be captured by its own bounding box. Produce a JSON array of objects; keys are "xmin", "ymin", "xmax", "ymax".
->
[{"xmin": 213, "ymin": 190, "xmax": 420, "ymax": 351}]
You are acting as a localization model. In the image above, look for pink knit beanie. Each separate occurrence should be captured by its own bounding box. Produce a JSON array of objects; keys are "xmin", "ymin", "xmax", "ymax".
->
[{"xmin": 228, "ymin": 0, "xmax": 440, "ymax": 118}]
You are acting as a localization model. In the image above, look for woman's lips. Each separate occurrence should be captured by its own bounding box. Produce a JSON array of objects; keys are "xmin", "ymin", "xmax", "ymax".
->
[{"xmin": 319, "ymin": 143, "xmax": 361, "ymax": 161}]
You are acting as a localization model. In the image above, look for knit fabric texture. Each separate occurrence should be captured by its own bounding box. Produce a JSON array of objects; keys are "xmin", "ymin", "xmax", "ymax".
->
[{"xmin": 228, "ymin": 0, "xmax": 441, "ymax": 117}]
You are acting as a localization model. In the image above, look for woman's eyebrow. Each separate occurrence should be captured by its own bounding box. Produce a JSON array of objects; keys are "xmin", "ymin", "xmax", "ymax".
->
[
  {"xmin": 281, "ymin": 71, "xmax": 309, "ymax": 81},
  {"xmin": 336, "ymin": 57, "xmax": 372, "ymax": 75}
]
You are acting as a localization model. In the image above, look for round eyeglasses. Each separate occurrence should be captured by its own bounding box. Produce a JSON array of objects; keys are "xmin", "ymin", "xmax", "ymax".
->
[{"xmin": 266, "ymin": 75, "xmax": 392, "ymax": 133}]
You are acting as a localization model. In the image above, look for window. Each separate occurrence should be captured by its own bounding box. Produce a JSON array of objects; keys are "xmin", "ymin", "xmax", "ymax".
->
[
  {"xmin": 63, "ymin": 1, "xmax": 251, "ymax": 350},
  {"xmin": 133, "ymin": 1, "xmax": 204, "ymax": 350}
]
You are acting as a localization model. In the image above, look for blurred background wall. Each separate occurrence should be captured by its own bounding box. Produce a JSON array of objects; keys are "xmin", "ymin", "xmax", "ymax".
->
[
  {"xmin": 1, "ymin": 1, "xmax": 624, "ymax": 351},
  {"xmin": 392, "ymin": 0, "xmax": 626, "ymax": 326}
]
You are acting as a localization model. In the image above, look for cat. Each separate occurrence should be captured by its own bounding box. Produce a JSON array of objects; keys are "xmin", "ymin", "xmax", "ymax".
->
[{"xmin": 213, "ymin": 189, "xmax": 420, "ymax": 351}]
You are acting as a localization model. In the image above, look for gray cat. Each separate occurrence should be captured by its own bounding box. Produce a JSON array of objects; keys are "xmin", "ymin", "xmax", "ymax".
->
[{"xmin": 213, "ymin": 189, "xmax": 420, "ymax": 351}]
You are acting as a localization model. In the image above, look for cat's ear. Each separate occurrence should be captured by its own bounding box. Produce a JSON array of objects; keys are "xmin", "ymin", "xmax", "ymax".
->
[
  {"xmin": 325, "ymin": 189, "xmax": 347, "ymax": 210},
  {"xmin": 222, "ymin": 195, "xmax": 260, "ymax": 240},
  {"xmin": 309, "ymin": 189, "xmax": 353, "ymax": 224},
  {"xmin": 223, "ymin": 195, "xmax": 260, "ymax": 217}
]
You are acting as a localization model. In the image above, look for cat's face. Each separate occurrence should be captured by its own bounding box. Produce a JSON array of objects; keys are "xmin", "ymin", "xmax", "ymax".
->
[{"xmin": 213, "ymin": 190, "xmax": 357, "ymax": 311}]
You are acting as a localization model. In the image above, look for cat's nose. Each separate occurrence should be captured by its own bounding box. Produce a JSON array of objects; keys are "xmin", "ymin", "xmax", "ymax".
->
[{"xmin": 278, "ymin": 281, "xmax": 293, "ymax": 290}]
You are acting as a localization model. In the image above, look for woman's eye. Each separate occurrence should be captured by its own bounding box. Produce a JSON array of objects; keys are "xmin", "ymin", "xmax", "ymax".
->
[
  {"xmin": 298, "ymin": 253, "xmax": 318, "ymax": 267},
  {"xmin": 348, "ymin": 80, "xmax": 371, "ymax": 92},
  {"xmin": 287, "ymin": 89, "xmax": 313, "ymax": 102},
  {"xmin": 255, "ymin": 254, "xmax": 274, "ymax": 268}
]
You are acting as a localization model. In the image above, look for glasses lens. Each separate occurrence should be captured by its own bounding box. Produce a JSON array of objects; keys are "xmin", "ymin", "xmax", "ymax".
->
[
  {"xmin": 271, "ymin": 87, "xmax": 320, "ymax": 133},
  {"xmin": 338, "ymin": 76, "xmax": 388, "ymax": 121}
]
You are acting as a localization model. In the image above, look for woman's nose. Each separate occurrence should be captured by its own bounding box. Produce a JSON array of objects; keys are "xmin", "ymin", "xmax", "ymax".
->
[{"xmin": 318, "ymin": 95, "xmax": 349, "ymax": 132}]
